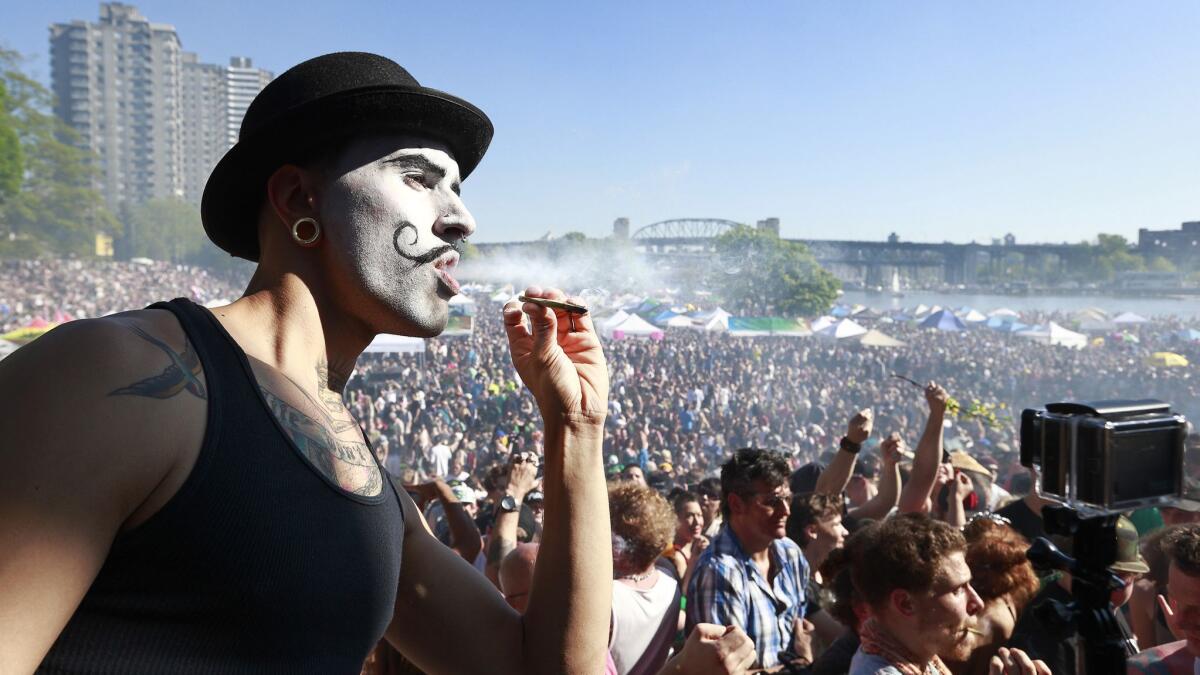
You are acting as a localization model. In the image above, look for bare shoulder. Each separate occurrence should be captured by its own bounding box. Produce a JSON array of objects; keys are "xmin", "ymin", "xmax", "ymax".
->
[
  {"xmin": 0, "ymin": 308, "xmax": 209, "ymax": 671},
  {"xmin": 0, "ymin": 307, "xmax": 208, "ymax": 528}
]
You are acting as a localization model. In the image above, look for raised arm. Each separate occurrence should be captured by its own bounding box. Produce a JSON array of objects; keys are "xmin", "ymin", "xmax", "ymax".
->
[
  {"xmin": 897, "ymin": 382, "xmax": 948, "ymax": 513},
  {"xmin": 484, "ymin": 456, "xmax": 538, "ymax": 586},
  {"xmin": 848, "ymin": 432, "xmax": 903, "ymax": 520},
  {"xmin": 813, "ymin": 408, "xmax": 872, "ymax": 496},
  {"xmin": 385, "ymin": 287, "xmax": 610, "ymax": 675},
  {"xmin": 406, "ymin": 477, "xmax": 483, "ymax": 563},
  {"xmin": 0, "ymin": 314, "xmax": 204, "ymax": 674}
]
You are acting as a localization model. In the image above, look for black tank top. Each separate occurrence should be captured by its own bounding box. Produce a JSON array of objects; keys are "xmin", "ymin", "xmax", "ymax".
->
[{"xmin": 38, "ymin": 298, "xmax": 406, "ymax": 674}]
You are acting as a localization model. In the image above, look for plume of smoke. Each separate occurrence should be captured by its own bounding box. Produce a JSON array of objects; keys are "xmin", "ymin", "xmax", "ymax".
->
[{"xmin": 457, "ymin": 242, "xmax": 687, "ymax": 298}]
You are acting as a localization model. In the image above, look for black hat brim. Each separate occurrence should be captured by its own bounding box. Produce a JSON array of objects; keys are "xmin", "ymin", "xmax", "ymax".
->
[{"xmin": 201, "ymin": 85, "xmax": 492, "ymax": 262}]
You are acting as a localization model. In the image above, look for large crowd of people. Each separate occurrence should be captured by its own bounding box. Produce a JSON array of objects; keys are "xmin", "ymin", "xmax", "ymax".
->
[{"xmin": 4, "ymin": 256, "xmax": 1200, "ymax": 674}]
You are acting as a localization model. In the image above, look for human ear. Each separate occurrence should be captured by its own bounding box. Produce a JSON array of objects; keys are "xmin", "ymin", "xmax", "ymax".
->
[
  {"xmin": 265, "ymin": 163, "xmax": 322, "ymax": 231},
  {"xmin": 891, "ymin": 589, "xmax": 916, "ymax": 617}
]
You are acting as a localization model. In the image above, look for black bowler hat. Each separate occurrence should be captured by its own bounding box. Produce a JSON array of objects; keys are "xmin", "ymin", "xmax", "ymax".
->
[{"xmin": 201, "ymin": 51, "xmax": 493, "ymax": 261}]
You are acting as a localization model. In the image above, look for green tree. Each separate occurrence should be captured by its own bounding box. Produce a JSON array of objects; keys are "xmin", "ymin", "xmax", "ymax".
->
[
  {"xmin": 0, "ymin": 78, "xmax": 22, "ymax": 204},
  {"xmin": 710, "ymin": 225, "xmax": 840, "ymax": 316},
  {"xmin": 126, "ymin": 198, "xmax": 206, "ymax": 262},
  {"xmin": 0, "ymin": 47, "xmax": 118, "ymax": 256},
  {"xmin": 1148, "ymin": 256, "xmax": 1177, "ymax": 273}
]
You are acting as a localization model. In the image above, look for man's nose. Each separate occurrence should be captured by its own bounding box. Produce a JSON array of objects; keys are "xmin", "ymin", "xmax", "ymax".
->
[
  {"xmin": 966, "ymin": 585, "xmax": 984, "ymax": 615},
  {"xmin": 436, "ymin": 192, "xmax": 476, "ymax": 241}
]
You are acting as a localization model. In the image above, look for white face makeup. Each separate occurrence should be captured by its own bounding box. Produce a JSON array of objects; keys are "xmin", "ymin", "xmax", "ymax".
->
[{"xmin": 317, "ymin": 134, "xmax": 476, "ymax": 337}]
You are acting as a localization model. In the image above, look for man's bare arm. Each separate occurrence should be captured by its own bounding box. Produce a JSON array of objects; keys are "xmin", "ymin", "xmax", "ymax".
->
[
  {"xmin": 0, "ymin": 314, "xmax": 204, "ymax": 674},
  {"xmin": 386, "ymin": 290, "xmax": 611, "ymax": 675}
]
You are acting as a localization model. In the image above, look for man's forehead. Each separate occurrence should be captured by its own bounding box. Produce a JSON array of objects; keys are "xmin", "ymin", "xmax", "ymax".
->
[
  {"xmin": 936, "ymin": 551, "xmax": 971, "ymax": 588},
  {"xmin": 340, "ymin": 134, "xmax": 461, "ymax": 178}
]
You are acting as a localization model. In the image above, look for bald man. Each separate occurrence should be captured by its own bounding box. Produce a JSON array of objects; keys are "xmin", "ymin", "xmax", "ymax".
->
[{"xmin": 500, "ymin": 543, "xmax": 540, "ymax": 613}]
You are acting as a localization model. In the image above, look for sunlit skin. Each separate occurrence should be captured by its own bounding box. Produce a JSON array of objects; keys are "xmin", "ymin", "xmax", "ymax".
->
[
  {"xmin": 802, "ymin": 512, "xmax": 848, "ymax": 572},
  {"xmin": 1164, "ymin": 562, "xmax": 1200, "ymax": 657},
  {"xmin": 877, "ymin": 551, "xmax": 984, "ymax": 664},
  {"xmin": 302, "ymin": 134, "xmax": 475, "ymax": 340},
  {"xmin": 675, "ymin": 499, "xmax": 704, "ymax": 546}
]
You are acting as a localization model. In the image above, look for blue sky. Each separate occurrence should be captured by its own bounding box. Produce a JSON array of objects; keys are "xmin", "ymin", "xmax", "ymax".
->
[{"xmin": 5, "ymin": 2, "xmax": 1199, "ymax": 244}]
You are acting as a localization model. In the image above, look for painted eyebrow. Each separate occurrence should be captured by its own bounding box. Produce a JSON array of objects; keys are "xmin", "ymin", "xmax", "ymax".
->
[{"xmin": 384, "ymin": 153, "xmax": 461, "ymax": 195}]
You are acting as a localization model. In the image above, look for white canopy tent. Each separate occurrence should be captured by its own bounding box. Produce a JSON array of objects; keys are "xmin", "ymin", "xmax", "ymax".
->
[
  {"xmin": 1016, "ymin": 322, "xmax": 1087, "ymax": 349},
  {"xmin": 598, "ymin": 310, "xmax": 630, "ymax": 332},
  {"xmin": 816, "ymin": 318, "xmax": 868, "ymax": 340},
  {"xmin": 809, "ymin": 315, "xmax": 837, "ymax": 332},
  {"xmin": 858, "ymin": 329, "xmax": 906, "ymax": 347},
  {"xmin": 664, "ymin": 315, "xmax": 698, "ymax": 328},
  {"xmin": 1113, "ymin": 312, "xmax": 1149, "ymax": 325},
  {"xmin": 962, "ymin": 309, "xmax": 988, "ymax": 323},
  {"xmin": 363, "ymin": 334, "xmax": 426, "ymax": 354},
  {"xmin": 605, "ymin": 313, "xmax": 664, "ymax": 339}
]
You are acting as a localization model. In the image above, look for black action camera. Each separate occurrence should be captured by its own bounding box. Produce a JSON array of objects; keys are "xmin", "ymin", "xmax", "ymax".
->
[{"xmin": 1020, "ymin": 399, "xmax": 1188, "ymax": 512}]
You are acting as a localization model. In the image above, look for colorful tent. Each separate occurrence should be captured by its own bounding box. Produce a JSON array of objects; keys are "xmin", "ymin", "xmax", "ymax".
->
[
  {"xmin": 858, "ymin": 329, "xmax": 906, "ymax": 347},
  {"xmin": 652, "ymin": 310, "xmax": 680, "ymax": 326},
  {"xmin": 815, "ymin": 318, "xmax": 868, "ymax": 340},
  {"xmin": 920, "ymin": 310, "xmax": 967, "ymax": 332},
  {"xmin": 1146, "ymin": 352, "xmax": 1189, "ymax": 367},
  {"xmin": 1074, "ymin": 308, "xmax": 1109, "ymax": 322},
  {"xmin": 1017, "ymin": 322, "xmax": 1087, "ymax": 349},
  {"xmin": 1176, "ymin": 329, "xmax": 1200, "ymax": 343},
  {"xmin": 0, "ymin": 318, "xmax": 57, "ymax": 344},
  {"xmin": 988, "ymin": 308, "xmax": 1021, "ymax": 319},
  {"xmin": 727, "ymin": 317, "xmax": 812, "ymax": 337}
]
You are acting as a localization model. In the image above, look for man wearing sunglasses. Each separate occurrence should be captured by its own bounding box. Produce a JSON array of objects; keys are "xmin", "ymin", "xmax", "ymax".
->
[{"xmin": 687, "ymin": 448, "xmax": 815, "ymax": 670}]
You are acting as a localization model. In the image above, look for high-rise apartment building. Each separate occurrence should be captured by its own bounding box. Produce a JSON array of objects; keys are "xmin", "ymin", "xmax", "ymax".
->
[
  {"xmin": 51, "ymin": 4, "xmax": 272, "ymax": 210},
  {"xmin": 180, "ymin": 55, "xmax": 270, "ymax": 204},
  {"xmin": 50, "ymin": 3, "xmax": 184, "ymax": 211}
]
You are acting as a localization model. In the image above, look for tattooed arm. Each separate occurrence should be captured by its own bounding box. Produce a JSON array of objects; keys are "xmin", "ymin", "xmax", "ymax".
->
[{"xmin": 0, "ymin": 312, "xmax": 207, "ymax": 674}]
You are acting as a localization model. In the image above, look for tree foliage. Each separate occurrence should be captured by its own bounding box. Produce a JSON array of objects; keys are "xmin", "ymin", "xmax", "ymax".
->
[
  {"xmin": 0, "ymin": 78, "xmax": 22, "ymax": 204},
  {"xmin": 710, "ymin": 225, "xmax": 840, "ymax": 316},
  {"xmin": 0, "ymin": 47, "xmax": 118, "ymax": 256},
  {"xmin": 125, "ymin": 198, "xmax": 206, "ymax": 262}
]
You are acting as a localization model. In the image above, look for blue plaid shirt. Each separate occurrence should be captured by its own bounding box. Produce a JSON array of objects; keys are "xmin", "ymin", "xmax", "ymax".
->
[{"xmin": 685, "ymin": 525, "xmax": 809, "ymax": 669}]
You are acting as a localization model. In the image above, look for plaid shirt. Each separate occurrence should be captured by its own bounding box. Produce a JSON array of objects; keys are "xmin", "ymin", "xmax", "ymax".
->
[{"xmin": 686, "ymin": 525, "xmax": 809, "ymax": 669}]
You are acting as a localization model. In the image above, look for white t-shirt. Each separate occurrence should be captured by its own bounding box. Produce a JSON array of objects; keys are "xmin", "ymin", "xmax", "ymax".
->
[
  {"xmin": 609, "ymin": 570, "xmax": 679, "ymax": 675},
  {"xmin": 430, "ymin": 443, "xmax": 452, "ymax": 477}
]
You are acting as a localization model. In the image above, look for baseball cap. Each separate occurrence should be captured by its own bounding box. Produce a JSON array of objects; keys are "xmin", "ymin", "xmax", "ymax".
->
[
  {"xmin": 1110, "ymin": 515, "xmax": 1150, "ymax": 575},
  {"xmin": 1051, "ymin": 515, "xmax": 1149, "ymax": 575},
  {"xmin": 449, "ymin": 482, "xmax": 477, "ymax": 504}
]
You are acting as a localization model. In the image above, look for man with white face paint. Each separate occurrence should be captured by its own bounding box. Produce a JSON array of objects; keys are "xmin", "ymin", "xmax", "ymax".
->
[{"xmin": 0, "ymin": 52, "xmax": 615, "ymax": 674}]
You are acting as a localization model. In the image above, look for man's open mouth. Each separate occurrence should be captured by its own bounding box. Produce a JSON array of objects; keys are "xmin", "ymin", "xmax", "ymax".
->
[{"xmin": 433, "ymin": 251, "xmax": 461, "ymax": 295}]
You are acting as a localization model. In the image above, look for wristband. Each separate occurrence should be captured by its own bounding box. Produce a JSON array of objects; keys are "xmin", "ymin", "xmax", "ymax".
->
[{"xmin": 839, "ymin": 436, "xmax": 862, "ymax": 455}]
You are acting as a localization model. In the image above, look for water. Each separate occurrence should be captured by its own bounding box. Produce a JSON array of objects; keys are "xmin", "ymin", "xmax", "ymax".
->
[{"xmin": 838, "ymin": 290, "xmax": 1200, "ymax": 319}]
